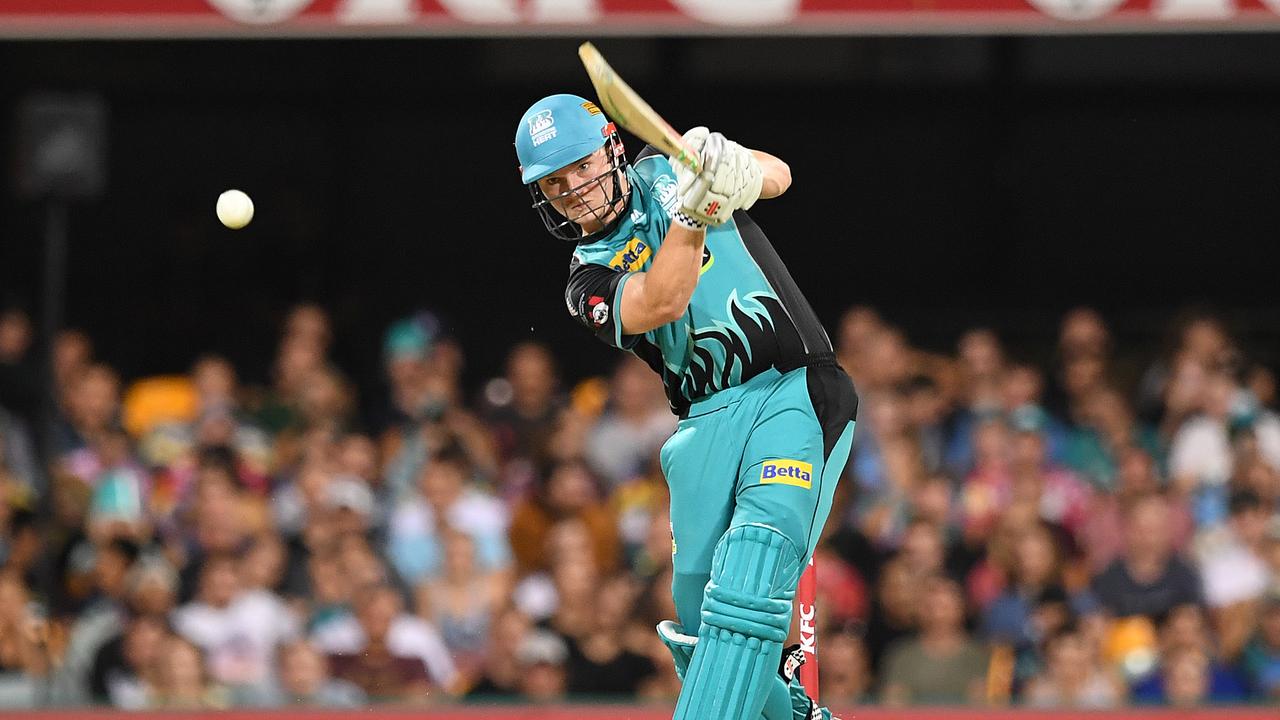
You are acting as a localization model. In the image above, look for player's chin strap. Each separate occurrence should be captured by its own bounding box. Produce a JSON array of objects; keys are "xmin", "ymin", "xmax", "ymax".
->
[{"xmin": 528, "ymin": 127, "xmax": 630, "ymax": 243}]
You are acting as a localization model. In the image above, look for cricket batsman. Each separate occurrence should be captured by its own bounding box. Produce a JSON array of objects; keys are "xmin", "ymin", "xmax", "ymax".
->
[{"xmin": 514, "ymin": 94, "xmax": 857, "ymax": 720}]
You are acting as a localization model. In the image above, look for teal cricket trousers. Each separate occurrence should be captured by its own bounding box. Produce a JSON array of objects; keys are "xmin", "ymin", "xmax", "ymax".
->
[{"xmin": 659, "ymin": 361, "xmax": 858, "ymax": 635}]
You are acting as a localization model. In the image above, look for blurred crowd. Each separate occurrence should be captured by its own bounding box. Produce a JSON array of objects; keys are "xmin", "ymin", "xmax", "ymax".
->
[{"xmin": 0, "ymin": 302, "xmax": 1277, "ymax": 709}]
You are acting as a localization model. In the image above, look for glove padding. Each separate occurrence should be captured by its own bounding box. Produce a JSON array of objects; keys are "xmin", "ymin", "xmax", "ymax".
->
[
  {"xmin": 670, "ymin": 127, "xmax": 738, "ymax": 227},
  {"xmin": 710, "ymin": 138, "xmax": 764, "ymax": 213}
]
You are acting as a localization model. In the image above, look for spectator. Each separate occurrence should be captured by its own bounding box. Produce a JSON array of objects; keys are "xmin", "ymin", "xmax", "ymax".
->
[
  {"xmin": 1168, "ymin": 367, "xmax": 1280, "ymax": 508},
  {"xmin": 514, "ymin": 629, "xmax": 569, "ymax": 702},
  {"xmin": 565, "ymin": 573, "xmax": 656, "ymax": 696},
  {"xmin": 467, "ymin": 605, "xmax": 532, "ymax": 698},
  {"xmin": 834, "ymin": 305, "xmax": 884, "ymax": 388},
  {"xmin": 1240, "ymin": 585, "xmax": 1280, "ymax": 700},
  {"xmin": 415, "ymin": 528, "xmax": 507, "ymax": 674},
  {"xmin": 1091, "ymin": 493, "xmax": 1202, "ymax": 620},
  {"xmin": 880, "ymin": 575, "xmax": 989, "ymax": 705},
  {"xmin": 1196, "ymin": 489, "xmax": 1272, "ymax": 659},
  {"xmin": 1065, "ymin": 388, "xmax": 1162, "ymax": 491},
  {"xmin": 818, "ymin": 629, "xmax": 871, "ymax": 705},
  {"xmin": 1133, "ymin": 645, "xmax": 1247, "ymax": 706},
  {"xmin": 378, "ymin": 316, "xmax": 439, "ymax": 434},
  {"xmin": 387, "ymin": 445, "xmax": 510, "ymax": 585},
  {"xmin": 903, "ymin": 373, "xmax": 949, "ymax": 473},
  {"xmin": 1023, "ymin": 624, "xmax": 1125, "ymax": 708},
  {"xmin": 0, "ymin": 573, "xmax": 51, "ymax": 708},
  {"xmin": 509, "ymin": 458, "xmax": 618, "ymax": 577},
  {"xmin": 545, "ymin": 553, "xmax": 601, "ymax": 645},
  {"xmin": 147, "ymin": 634, "xmax": 229, "ymax": 709},
  {"xmin": 88, "ymin": 613, "xmax": 167, "ymax": 709},
  {"xmin": 321, "ymin": 587, "xmax": 434, "ymax": 703},
  {"xmin": 982, "ymin": 523, "xmax": 1070, "ymax": 684},
  {"xmin": 300, "ymin": 554, "xmax": 349, "ymax": 633},
  {"xmin": 942, "ymin": 329, "xmax": 1006, "ymax": 475},
  {"xmin": 122, "ymin": 556, "xmax": 179, "ymax": 618},
  {"xmin": 959, "ymin": 417, "xmax": 1013, "ymax": 545},
  {"xmin": 1130, "ymin": 603, "xmax": 1249, "ymax": 705},
  {"xmin": 1006, "ymin": 409, "xmax": 1092, "ymax": 543},
  {"xmin": 850, "ymin": 387, "xmax": 913, "ymax": 509},
  {"xmin": 171, "ymin": 554, "xmax": 300, "ymax": 692},
  {"xmin": 239, "ymin": 533, "xmax": 288, "ymax": 596},
  {"xmin": 312, "ymin": 582, "xmax": 457, "ymax": 695},
  {"xmin": 0, "ymin": 309, "xmax": 38, "ymax": 424},
  {"xmin": 52, "ymin": 330, "xmax": 92, "ymax": 403},
  {"xmin": 177, "ymin": 459, "xmax": 258, "ymax": 600},
  {"xmin": 54, "ymin": 537, "xmax": 140, "ymax": 703},
  {"xmin": 0, "ymin": 507, "xmax": 40, "ymax": 592},
  {"xmin": 483, "ymin": 342, "xmax": 563, "ymax": 463},
  {"xmin": 1137, "ymin": 312, "xmax": 1234, "ymax": 427},
  {"xmin": 254, "ymin": 331, "xmax": 326, "ymax": 437},
  {"xmin": 239, "ymin": 640, "xmax": 365, "ymax": 708},
  {"xmin": 863, "ymin": 558, "xmax": 919, "ymax": 678},
  {"xmin": 584, "ymin": 356, "xmax": 675, "ymax": 488},
  {"xmin": 57, "ymin": 363, "xmax": 121, "ymax": 456},
  {"xmin": 1080, "ymin": 446, "xmax": 1193, "ymax": 574},
  {"xmin": 1058, "ymin": 308, "xmax": 1112, "ymax": 366}
]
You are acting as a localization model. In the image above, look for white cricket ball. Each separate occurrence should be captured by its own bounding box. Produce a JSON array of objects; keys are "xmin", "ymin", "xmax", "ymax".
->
[{"xmin": 216, "ymin": 189, "xmax": 254, "ymax": 229}]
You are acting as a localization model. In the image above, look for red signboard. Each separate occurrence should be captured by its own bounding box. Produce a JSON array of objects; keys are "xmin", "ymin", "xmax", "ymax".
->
[{"xmin": 3, "ymin": 0, "xmax": 1280, "ymax": 37}]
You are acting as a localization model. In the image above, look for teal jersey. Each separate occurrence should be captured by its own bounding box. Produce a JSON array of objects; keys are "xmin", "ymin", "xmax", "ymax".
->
[{"xmin": 566, "ymin": 147, "xmax": 835, "ymax": 416}]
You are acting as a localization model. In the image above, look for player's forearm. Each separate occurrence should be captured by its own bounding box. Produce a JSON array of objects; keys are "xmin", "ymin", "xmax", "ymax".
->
[
  {"xmin": 619, "ymin": 225, "xmax": 704, "ymax": 333},
  {"xmin": 751, "ymin": 149, "xmax": 791, "ymax": 199}
]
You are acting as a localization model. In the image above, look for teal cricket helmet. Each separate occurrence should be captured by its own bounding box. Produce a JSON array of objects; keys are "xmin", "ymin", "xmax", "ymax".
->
[
  {"xmin": 516, "ymin": 93, "xmax": 611, "ymax": 184},
  {"xmin": 515, "ymin": 93, "xmax": 631, "ymax": 242}
]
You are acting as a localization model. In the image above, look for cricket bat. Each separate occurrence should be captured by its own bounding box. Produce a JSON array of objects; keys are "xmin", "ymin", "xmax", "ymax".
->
[{"xmin": 578, "ymin": 42, "xmax": 702, "ymax": 175}]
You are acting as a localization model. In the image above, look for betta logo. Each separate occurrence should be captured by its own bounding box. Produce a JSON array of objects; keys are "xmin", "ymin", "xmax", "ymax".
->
[
  {"xmin": 760, "ymin": 459, "xmax": 813, "ymax": 489},
  {"xmin": 609, "ymin": 237, "xmax": 652, "ymax": 272}
]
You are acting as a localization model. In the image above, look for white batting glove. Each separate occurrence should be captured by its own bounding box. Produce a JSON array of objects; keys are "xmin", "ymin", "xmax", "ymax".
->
[
  {"xmin": 670, "ymin": 128, "xmax": 734, "ymax": 228},
  {"xmin": 710, "ymin": 139, "xmax": 764, "ymax": 212}
]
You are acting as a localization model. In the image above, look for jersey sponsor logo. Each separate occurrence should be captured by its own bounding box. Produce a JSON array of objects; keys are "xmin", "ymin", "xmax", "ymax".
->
[
  {"xmin": 588, "ymin": 295, "xmax": 610, "ymax": 327},
  {"xmin": 654, "ymin": 173, "xmax": 679, "ymax": 214},
  {"xmin": 760, "ymin": 459, "xmax": 813, "ymax": 489},
  {"xmin": 581, "ymin": 100, "xmax": 602, "ymax": 116},
  {"xmin": 609, "ymin": 237, "xmax": 652, "ymax": 272},
  {"xmin": 529, "ymin": 109, "xmax": 556, "ymax": 147}
]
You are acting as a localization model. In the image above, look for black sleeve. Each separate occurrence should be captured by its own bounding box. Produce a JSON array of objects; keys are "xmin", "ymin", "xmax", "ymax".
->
[
  {"xmin": 635, "ymin": 144, "xmax": 662, "ymax": 163},
  {"xmin": 565, "ymin": 255, "xmax": 637, "ymax": 350}
]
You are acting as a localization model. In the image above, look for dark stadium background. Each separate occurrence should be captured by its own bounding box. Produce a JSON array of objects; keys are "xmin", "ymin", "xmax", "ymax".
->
[{"xmin": 2, "ymin": 35, "xmax": 1278, "ymax": 400}]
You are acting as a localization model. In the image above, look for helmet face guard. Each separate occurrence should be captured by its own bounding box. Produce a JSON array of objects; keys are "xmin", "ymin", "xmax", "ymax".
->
[{"xmin": 526, "ymin": 126, "xmax": 630, "ymax": 243}]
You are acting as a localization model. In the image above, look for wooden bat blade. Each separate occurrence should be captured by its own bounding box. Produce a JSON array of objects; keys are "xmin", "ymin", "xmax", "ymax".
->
[{"xmin": 578, "ymin": 42, "xmax": 701, "ymax": 174}]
